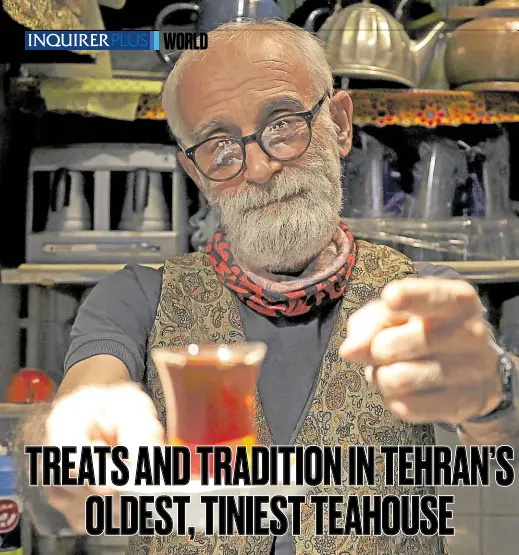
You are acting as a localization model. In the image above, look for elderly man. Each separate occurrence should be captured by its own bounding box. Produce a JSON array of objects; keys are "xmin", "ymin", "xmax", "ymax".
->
[{"xmin": 18, "ymin": 19, "xmax": 519, "ymax": 555}]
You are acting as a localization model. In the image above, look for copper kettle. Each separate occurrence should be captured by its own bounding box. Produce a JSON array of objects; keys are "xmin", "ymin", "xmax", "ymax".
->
[{"xmin": 445, "ymin": 0, "xmax": 519, "ymax": 90}]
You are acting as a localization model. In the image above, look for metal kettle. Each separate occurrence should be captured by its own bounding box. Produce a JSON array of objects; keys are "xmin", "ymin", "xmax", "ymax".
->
[
  {"xmin": 119, "ymin": 169, "xmax": 169, "ymax": 232},
  {"xmin": 45, "ymin": 169, "xmax": 91, "ymax": 232},
  {"xmin": 307, "ymin": 0, "xmax": 447, "ymax": 88},
  {"xmin": 155, "ymin": 0, "xmax": 284, "ymax": 67}
]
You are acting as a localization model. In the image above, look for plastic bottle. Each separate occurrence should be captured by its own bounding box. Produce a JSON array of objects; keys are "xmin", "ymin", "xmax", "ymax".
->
[{"xmin": 0, "ymin": 456, "xmax": 22, "ymax": 554}]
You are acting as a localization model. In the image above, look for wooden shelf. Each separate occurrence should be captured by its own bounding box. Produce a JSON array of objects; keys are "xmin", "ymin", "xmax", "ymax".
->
[
  {"xmin": 9, "ymin": 77, "xmax": 519, "ymax": 128},
  {"xmin": 445, "ymin": 261, "xmax": 519, "ymax": 284},
  {"xmin": 1, "ymin": 263, "xmax": 162, "ymax": 285},
  {"xmin": 3, "ymin": 261, "xmax": 519, "ymax": 285}
]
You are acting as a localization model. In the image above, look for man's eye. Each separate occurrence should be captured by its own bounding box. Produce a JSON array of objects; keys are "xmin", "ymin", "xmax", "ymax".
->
[
  {"xmin": 210, "ymin": 139, "xmax": 233, "ymax": 152},
  {"xmin": 217, "ymin": 139, "xmax": 233, "ymax": 148},
  {"xmin": 269, "ymin": 120, "xmax": 289, "ymax": 132}
]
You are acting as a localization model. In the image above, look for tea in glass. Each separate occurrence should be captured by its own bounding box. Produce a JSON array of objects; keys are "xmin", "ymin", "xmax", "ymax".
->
[{"xmin": 152, "ymin": 342, "xmax": 267, "ymax": 478}]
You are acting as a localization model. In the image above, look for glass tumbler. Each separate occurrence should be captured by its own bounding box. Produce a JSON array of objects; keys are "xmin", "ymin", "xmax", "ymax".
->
[{"xmin": 152, "ymin": 342, "xmax": 267, "ymax": 479}]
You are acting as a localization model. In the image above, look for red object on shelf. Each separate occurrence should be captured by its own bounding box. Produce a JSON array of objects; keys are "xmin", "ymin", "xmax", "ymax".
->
[{"xmin": 5, "ymin": 369, "xmax": 56, "ymax": 403}]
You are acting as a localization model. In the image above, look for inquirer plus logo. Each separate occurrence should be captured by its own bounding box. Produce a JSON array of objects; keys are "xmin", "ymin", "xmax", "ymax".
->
[{"xmin": 25, "ymin": 30, "xmax": 208, "ymax": 51}]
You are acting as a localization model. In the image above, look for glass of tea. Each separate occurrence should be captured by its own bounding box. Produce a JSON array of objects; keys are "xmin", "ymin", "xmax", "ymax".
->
[{"xmin": 151, "ymin": 342, "xmax": 267, "ymax": 479}]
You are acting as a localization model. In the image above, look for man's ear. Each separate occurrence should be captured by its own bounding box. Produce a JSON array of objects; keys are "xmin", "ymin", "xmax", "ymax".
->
[
  {"xmin": 178, "ymin": 151, "xmax": 203, "ymax": 189},
  {"xmin": 330, "ymin": 91, "xmax": 353, "ymax": 157}
]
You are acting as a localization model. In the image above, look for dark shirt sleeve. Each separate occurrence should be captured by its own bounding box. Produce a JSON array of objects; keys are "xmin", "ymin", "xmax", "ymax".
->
[
  {"xmin": 64, "ymin": 264, "xmax": 163, "ymax": 382},
  {"xmin": 413, "ymin": 261, "xmax": 463, "ymax": 280}
]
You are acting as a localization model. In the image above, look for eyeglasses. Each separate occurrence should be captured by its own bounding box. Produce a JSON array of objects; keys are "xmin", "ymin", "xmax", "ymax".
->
[{"xmin": 183, "ymin": 94, "xmax": 329, "ymax": 182}]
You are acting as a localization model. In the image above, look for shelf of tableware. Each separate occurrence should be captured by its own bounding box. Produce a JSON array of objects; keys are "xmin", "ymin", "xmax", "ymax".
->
[
  {"xmin": 9, "ymin": 77, "xmax": 519, "ymax": 128},
  {"xmin": 3, "ymin": 261, "xmax": 519, "ymax": 285}
]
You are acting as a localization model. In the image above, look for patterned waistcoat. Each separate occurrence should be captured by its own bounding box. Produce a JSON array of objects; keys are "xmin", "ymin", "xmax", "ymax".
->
[{"xmin": 126, "ymin": 240, "xmax": 449, "ymax": 555}]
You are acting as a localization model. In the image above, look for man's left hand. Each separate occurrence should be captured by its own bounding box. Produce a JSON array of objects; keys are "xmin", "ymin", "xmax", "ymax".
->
[{"xmin": 339, "ymin": 278, "xmax": 503, "ymax": 425}]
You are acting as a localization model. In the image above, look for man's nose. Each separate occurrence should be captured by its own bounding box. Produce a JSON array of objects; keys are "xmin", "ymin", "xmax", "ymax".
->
[{"xmin": 243, "ymin": 142, "xmax": 282, "ymax": 184}]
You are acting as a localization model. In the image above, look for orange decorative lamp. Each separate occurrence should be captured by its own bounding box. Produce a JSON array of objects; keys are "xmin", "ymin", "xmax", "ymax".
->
[{"xmin": 5, "ymin": 369, "xmax": 56, "ymax": 404}]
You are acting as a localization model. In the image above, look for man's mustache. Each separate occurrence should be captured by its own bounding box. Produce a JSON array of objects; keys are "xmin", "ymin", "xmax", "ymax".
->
[{"xmin": 213, "ymin": 174, "xmax": 308, "ymax": 210}]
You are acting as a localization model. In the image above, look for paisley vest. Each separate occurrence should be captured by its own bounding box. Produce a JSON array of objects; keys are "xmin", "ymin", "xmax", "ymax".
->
[{"xmin": 126, "ymin": 240, "xmax": 449, "ymax": 555}]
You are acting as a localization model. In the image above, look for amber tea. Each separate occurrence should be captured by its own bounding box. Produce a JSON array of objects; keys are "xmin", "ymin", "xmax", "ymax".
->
[{"xmin": 152, "ymin": 342, "xmax": 267, "ymax": 478}]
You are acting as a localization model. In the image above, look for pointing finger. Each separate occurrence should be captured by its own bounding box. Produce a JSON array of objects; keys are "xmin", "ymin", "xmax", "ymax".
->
[
  {"xmin": 381, "ymin": 278, "xmax": 482, "ymax": 319},
  {"xmin": 339, "ymin": 300, "xmax": 408, "ymax": 359},
  {"xmin": 366, "ymin": 313, "xmax": 491, "ymax": 366}
]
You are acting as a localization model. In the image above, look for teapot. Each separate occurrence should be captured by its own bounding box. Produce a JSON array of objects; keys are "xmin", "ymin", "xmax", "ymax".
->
[
  {"xmin": 155, "ymin": 0, "xmax": 284, "ymax": 67},
  {"xmin": 305, "ymin": 0, "xmax": 447, "ymax": 88},
  {"xmin": 444, "ymin": 0, "xmax": 519, "ymax": 90}
]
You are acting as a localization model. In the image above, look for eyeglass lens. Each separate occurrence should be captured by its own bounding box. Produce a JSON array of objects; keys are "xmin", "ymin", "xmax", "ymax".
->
[{"xmin": 194, "ymin": 114, "xmax": 311, "ymax": 181}]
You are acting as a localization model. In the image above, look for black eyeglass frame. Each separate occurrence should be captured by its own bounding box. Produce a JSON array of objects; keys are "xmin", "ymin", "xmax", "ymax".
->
[{"xmin": 182, "ymin": 93, "xmax": 329, "ymax": 182}]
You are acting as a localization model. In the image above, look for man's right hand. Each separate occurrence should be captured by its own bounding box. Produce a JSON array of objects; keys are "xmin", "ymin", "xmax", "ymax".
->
[{"xmin": 42, "ymin": 383, "xmax": 165, "ymax": 533}]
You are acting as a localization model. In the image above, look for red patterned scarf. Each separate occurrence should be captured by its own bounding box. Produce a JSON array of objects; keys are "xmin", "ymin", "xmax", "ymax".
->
[{"xmin": 206, "ymin": 221, "xmax": 357, "ymax": 318}]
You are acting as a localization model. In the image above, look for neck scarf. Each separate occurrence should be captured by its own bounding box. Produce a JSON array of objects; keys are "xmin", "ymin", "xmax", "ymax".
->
[{"xmin": 206, "ymin": 221, "xmax": 357, "ymax": 318}]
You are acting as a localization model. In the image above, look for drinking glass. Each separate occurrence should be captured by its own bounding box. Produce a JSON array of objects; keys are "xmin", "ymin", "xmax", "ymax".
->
[{"xmin": 152, "ymin": 342, "xmax": 267, "ymax": 478}]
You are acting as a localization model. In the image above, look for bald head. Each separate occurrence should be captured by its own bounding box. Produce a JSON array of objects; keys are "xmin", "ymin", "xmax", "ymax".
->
[{"xmin": 162, "ymin": 20, "xmax": 333, "ymax": 146}]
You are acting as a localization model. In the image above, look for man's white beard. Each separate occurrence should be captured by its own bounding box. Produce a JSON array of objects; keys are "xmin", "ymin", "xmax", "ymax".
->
[{"xmin": 205, "ymin": 128, "xmax": 343, "ymax": 273}]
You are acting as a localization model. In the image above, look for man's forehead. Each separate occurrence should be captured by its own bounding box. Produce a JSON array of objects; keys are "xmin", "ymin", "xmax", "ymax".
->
[
  {"xmin": 176, "ymin": 36, "xmax": 313, "ymax": 135},
  {"xmin": 180, "ymin": 36, "xmax": 311, "ymax": 92}
]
